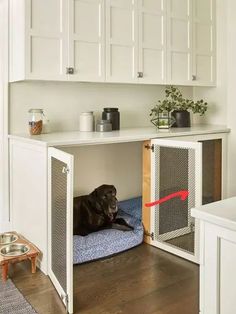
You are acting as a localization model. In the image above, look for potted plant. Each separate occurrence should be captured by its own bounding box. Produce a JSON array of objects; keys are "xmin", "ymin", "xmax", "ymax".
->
[{"xmin": 150, "ymin": 86, "xmax": 208, "ymax": 128}]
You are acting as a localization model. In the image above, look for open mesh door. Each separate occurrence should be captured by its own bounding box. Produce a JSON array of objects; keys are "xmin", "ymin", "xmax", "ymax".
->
[
  {"xmin": 48, "ymin": 148, "xmax": 74, "ymax": 314},
  {"xmin": 150, "ymin": 139, "xmax": 202, "ymax": 263}
]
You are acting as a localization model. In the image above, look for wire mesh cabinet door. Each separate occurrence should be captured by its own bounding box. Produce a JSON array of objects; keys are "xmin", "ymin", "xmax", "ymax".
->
[
  {"xmin": 48, "ymin": 148, "xmax": 74, "ymax": 314},
  {"xmin": 150, "ymin": 139, "xmax": 202, "ymax": 263}
]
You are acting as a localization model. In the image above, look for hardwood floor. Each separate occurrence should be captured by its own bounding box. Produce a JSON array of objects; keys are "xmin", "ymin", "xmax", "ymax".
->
[{"xmin": 9, "ymin": 244, "xmax": 199, "ymax": 314}]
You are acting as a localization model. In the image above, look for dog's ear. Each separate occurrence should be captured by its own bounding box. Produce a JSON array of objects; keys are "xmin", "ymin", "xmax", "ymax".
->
[{"xmin": 112, "ymin": 185, "xmax": 117, "ymax": 195}]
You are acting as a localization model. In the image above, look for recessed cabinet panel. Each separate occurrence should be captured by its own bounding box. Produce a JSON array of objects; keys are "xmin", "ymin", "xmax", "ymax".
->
[
  {"xmin": 143, "ymin": 0, "xmax": 162, "ymax": 11},
  {"xmin": 171, "ymin": 52, "xmax": 190, "ymax": 82},
  {"xmin": 196, "ymin": 24, "xmax": 211, "ymax": 53},
  {"xmin": 170, "ymin": 0, "xmax": 189, "ymax": 17},
  {"xmin": 143, "ymin": 14, "xmax": 162, "ymax": 47},
  {"xmin": 196, "ymin": 55, "xmax": 212, "ymax": 83},
  {"xmin": 74, "ymin": 42, "xmax": 101, "ymax": 77},
  {"xmin": 106, "ymin": 0, "xmax": 138, "ymax": 82},
  {"xmin": 31, "ymin": 0, "xmax": 61, "ymax": 33},
  {"xmin": 69, "ymin": 0, "xmax": 105, "ymax": 82},
  {"xmin": 171, "ymin": 19, "xmax": 189, "ymax": 50},
  {"xmin": 110, "ymin": 46, "xmax": 135, "ymax": 78},
  {"xmin": 143, "ymin": 49, "xmax": 163, "ymax": 81},
  {"xmin": 195, "ymin": 0, "xmax": 211, "ymax": 22},
  {"xmin": 74, "ymin": 1, "xmax": 100, "ymax": 40},
  {"xmin": 111, "ymin": 8, "xmax": 133, "ymax": 43},
  {"xmin": 31, "ymin": 37, "xmax": 62, "ymax": 76}
]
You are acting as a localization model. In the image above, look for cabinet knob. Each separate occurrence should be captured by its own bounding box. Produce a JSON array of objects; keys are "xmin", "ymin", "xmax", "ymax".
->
[
  {"xmin": 137, "ymin": 72, "xmax": 143, "ymax": 78},
  {"xmin": 66, "ymin": 67, "xmax": 74, "ymax": 75},
  {"xmin": 192, "ymin": 75, "xmax": 197, "ymax": 81}
]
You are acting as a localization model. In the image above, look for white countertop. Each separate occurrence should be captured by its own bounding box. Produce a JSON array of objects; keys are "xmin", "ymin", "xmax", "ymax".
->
[
  {"xmin": 192, "ymin": 197, "xmax": 236, "ymax": 232},
  {"xmin": 9, "ymin": 124, "xmax": 230, "ymax": 147}
]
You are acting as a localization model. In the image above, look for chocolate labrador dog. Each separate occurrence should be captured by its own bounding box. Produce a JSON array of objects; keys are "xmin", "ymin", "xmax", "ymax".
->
[{"xmin": 73, "ymin": 184, "xmax": 134, "ymax": 236}]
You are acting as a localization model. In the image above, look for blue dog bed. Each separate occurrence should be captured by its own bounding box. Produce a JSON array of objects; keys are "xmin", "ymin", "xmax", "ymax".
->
[{"xmin": 73, "ymin": 197, "xmax": 143, "ymax": 264}]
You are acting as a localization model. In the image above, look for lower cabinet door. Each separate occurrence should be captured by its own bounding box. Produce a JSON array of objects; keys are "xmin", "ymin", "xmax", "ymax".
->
[
  {"xmin": 201, "ymin": 222, "xmax": 236, "ymax": 314},
  {"xmin": 144, "ymin": 139, "xmax": 202, "ymax": 263},
  {"xmin": 48, "ymin": 148, "xmax": 74, "ymax": 314}
]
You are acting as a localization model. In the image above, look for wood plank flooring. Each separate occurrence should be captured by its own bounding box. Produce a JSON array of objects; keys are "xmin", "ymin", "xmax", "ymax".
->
[{"xmin": 9, "ymin": 244, "xmax": 199, "ymax": 314}]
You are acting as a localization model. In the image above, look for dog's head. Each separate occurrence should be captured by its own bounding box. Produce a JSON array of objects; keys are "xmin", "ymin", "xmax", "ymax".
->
[{"xmin": 90, "ymin": 184, "xmax": 118, "ymax": 221}]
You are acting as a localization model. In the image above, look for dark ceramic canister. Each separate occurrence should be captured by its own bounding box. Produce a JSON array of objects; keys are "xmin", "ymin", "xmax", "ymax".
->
[
  {"xmin": 171, "ymin": 110, "xmax": 191, "ymax": 127},
  {"xmin": 102, "ymin": 108, "xmax": 120, "ymax": 130}
]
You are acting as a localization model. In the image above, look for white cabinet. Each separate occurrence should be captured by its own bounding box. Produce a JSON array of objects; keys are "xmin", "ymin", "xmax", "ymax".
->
[
  {"xmin": 105, "ymin": 0, "xmax": 166, "ymax": 84},
  {"xmin": 192, "ymin": 198, "xmax": 236, "ymax": 314},
  {"xmin": 167, "ymin": 0, "xmax": 215, "ymax": 86},
  {"xmin": 9, "ymin": 0, "xmax": 105, "ymax": 82},
  {"xmin": 105, "ymin": 0, "xmax": 138, "ymax": 83},
  {"xmin": 9, "ymin": 0, "xmax": 68, "ymax": 81},
  {"xmin": 9, "ymin": 0, "xmax": 216, "ymax": 85},
  {"xmin": 68, "ymin": 0, "xmax": 105, "ymax": 82}
]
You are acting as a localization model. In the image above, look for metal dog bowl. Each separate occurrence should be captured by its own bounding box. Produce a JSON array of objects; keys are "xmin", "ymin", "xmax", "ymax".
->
[
  {"xmin": 0, "ymin": 233, "xmax": 18, "ymax": 245},
  {"xmin": 0, "ymin": 243, "xmax": 30, "ymax": 257}
]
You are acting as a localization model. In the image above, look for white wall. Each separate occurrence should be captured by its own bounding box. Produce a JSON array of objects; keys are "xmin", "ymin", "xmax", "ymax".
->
[
  {"xmin": 9, "ymin": 82, "xmax": 193, "ymax": 133},
  {"xmin": 193, "ymin": 0, "xmax": 228, "ymax": 126}
]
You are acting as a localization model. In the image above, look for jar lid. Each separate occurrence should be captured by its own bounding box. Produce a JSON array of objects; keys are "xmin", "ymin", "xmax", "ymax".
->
[
  {"xmin": 81, "ymin": 111, "xmax": 93, "ymax": 115},
  {"xmin": 28, "ymin": 109, "xmax": 44, "ymax": 113},
  {"xmin": 103, "ymin": 108, "xmax": 119, "ymax": 112},
  {"xmin": 97, "ymin": 119, "xmax": 112, "ymax": 125}
]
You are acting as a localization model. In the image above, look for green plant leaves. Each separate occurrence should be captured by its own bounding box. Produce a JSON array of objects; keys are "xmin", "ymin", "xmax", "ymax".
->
[{"xmin": 149, "ymin": 86, "xmax": 208, "ymax": 122}]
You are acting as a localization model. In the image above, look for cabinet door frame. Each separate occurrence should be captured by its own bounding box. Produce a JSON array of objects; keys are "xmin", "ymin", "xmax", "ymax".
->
[
  {"xmin": 166, "ymin": 0, "xmax": 194, "ymax": 85},
  {"xmin": 137, "ymin": 0, "xmax": 167, "ymax": 84},
  {"xmin": 68, "ymin": 0, "xmax": 105, "ymax": 82},
  {"xmin": 192, "ymin": 0, "xmax": 216, "ymax": 86},
  {"xmin": 105, "ymin": 0, "xmax": 139, "ymax": 83},
  {"xmin": 48, "ymin": 147, "xmax": 74, "ymax": 314},
  {"xmin": 149, "ymin": 138, "xmax": 202, "ymax": 263},
  {"xmin": 25, "ymin": 0, "xmax": 68, "ymax": 81}
]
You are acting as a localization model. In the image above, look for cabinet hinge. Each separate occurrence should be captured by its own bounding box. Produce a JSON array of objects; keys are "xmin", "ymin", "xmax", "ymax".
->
[
  {"xmin": 61, "ymin": 294, "xmax": 69, "ymax": 312},
  {"xmin": 145, "ymin": 231, "xmax": 154, "ymax": 241},
  {"xmin": 145, "ymin": 144, "xmax": 154, "ymax": 152}
]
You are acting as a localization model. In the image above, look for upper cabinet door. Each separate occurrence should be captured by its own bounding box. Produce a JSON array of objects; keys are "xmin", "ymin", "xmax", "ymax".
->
[
  {"xmin": 167, "ymin": 0, "xmax": 193, "ymax": 85},
  {"xmin": 192, "ymin": 0, "xmax": 216, "ymax": 86},
  {"xmin": 138, "ymin": 0, "xmax": 166, "ymax": 84},
  {"xmin": 9, "ymin": 0, "xmax": 68, "ymax": 81},
  {"xmin": 27, "ymin": 0, "xmax": 67, "ymax": 81},
  {"xmin": 106, "ymin": 0, "xmax": 138, "ymax": 83},
  {"xmin": 68, "ymin": 0, "xmax": 105, "ymax": 82}
]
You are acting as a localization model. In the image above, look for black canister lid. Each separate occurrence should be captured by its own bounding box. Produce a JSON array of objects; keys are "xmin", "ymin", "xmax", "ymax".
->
[{"xmin": 103, "ymin": 108, "xmax": 119, "ymax": 112}]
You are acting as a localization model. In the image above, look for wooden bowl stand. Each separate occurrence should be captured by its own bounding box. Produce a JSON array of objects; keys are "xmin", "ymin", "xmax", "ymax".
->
[{"xmin": 0, "ymin": 232, "xmax": 40, "ymax": 282}]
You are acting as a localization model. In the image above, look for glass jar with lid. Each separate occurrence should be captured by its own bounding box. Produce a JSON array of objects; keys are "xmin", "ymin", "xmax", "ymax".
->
[{"xmin": 28, "ymin": 109, "xmax": 44, "ymax": 135}]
